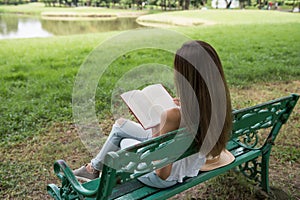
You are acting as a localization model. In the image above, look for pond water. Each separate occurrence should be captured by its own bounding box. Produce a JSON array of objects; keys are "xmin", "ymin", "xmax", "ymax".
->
[{"xmin": 0, "ymin": 14, "xmax": 143, "ymax": 39}]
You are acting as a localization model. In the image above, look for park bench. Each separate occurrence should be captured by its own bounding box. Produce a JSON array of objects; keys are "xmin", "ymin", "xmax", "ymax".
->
[{"xmin": 47, "ymin": 93, "xmax": 299, "ymax": 200}]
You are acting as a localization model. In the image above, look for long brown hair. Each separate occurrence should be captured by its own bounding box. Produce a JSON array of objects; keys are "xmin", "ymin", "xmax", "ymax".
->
[{"xmin": 174, "ymin": 40, "xmax": 232, "ymax": 157}]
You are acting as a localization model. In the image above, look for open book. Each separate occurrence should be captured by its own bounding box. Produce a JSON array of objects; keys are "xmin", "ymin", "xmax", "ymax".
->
[{"xmin": 120, "ymin": 84, "xmax": 177, "ymax": 129}]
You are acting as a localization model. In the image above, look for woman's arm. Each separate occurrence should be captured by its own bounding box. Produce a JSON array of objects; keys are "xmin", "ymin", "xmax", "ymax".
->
[
  {"xmin": 155, "ymin": 107, "xmax": 181, "ymax": 180},
  {"xmin": 152, "ymin": 98, "xmax": 180, "ymax": 137}
]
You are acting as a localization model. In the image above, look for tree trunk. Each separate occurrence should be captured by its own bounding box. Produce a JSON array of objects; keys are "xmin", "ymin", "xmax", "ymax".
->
[
  {"xmin": 184, "ymin": 0, "xmax": 190, "ymax": 9},
  {"xmin": 224, "ymin": 0, "xmax": 232, "ymax": 8}
]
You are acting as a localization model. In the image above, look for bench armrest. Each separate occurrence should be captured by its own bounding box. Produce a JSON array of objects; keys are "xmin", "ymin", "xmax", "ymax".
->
[{"xmin": 53, "ymin": 160, "xmax": 98, "ymax": 197}]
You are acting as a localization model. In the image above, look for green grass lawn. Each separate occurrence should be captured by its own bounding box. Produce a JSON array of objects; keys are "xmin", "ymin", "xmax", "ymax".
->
[
  {"xmin": 1, "ymin": 22, "xmax": 299, "ymax": 146},
  {"xmin": 137, "ymin": 8, "xmax": 300, "ymax": 26},
  {"xmin": 0, "ymin": 7, "xmax": 299, "ymax": 199},
  {"xmin": 166, "ymin": 9, "xmax": 300, "ymax": 25}
]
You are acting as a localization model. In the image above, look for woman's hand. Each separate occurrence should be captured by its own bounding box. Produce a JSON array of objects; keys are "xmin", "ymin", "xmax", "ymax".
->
[
  {"xmin": 151, "ymin": 124, "xmax": 160, "ymax": 138},
  {"xmin": 173, "ymin": 98, "xmax": 180, "ymax": 106}
]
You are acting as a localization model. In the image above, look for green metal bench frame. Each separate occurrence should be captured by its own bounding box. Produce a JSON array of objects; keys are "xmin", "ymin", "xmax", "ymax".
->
[{"xmin": 47, "ymin": 94, "xmax": 299, "ymax": 200}]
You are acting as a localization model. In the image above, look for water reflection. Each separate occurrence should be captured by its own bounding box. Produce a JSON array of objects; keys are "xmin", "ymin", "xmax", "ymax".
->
[
  {"xmin": 0, "ymin": 14, "xmax": 143, "ymax": 39},
  {"xmin": 0, "ymin": 14, "xmax": 53, "ymax": 39},
  {"xmin": 41, "ymin": 17, "xmax": 143, "ymax": 35}
]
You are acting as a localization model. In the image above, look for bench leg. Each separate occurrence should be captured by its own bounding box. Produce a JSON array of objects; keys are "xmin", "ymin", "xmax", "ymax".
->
[
  {"xmin": 238, "ymin": 152, "xmax": 271, "ymax": 194},
  {"xmin": 261, "ymin": 150, "xmax": 271, "ymax": 193},
  {"xmin": 47, "ymin": 184, "xmax": 62, "ymax": 200}
]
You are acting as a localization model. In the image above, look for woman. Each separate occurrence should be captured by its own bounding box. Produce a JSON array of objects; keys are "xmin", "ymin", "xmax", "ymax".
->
[{"xmin": 73, "ymin": 40, "xmax": 232, "ymax": 188}]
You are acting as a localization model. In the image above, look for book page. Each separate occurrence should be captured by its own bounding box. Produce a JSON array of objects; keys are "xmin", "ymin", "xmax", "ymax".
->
[
  {"xmin": 121, "ymin": 84, "xmax": 177, "ymax": 129},
  {"xmin": 142, "ymin": 84, "xmax": 177, "ymax": 111},
  {"xmin": 121, "ymin": 90, "xmax": 160, "ymax": 129}
]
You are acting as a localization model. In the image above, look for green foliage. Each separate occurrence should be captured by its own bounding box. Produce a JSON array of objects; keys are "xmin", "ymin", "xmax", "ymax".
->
[
  {"xmin": 0, "ymin": 0, "xmax": 28, "ymax": 5},
  {"xmin": 0, "ymin": 2, "xmax": 145, "ymax": 15},
  {"xmin": 119, "ymin": 0, "xmax": 132, "ymax": 8},
  {"xmin": 284, "ymin": 0, "xmax": 299, "ymax": 6}
]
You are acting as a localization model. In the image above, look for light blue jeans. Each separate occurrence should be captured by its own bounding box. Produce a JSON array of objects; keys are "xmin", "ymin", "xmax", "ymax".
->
[
  {"xmin": 91, "ymin": 119, "xmax": 152, "ymax": 171},
  {"xmin": 91, "ymin": 119, "xmax": 177, "ymax": 188}
]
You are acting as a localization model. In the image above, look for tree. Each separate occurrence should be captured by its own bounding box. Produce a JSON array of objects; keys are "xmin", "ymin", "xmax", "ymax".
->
[
  {"xmin": 184, "ymin": 0, "xmax": 190, "ymax": 9},
  {"xmin": 224, "ymin": 0, "xmax": 233, "ymax": 8}
]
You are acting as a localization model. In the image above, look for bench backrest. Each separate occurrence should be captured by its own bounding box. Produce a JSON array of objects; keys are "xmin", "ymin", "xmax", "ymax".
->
[
  {"xmin": 97, "ymin": 128, "xmax": 198, "ymax": 199},
  {"xmin": 96, "ymin": 94, "xmax": 299, "ymax": 199}
]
